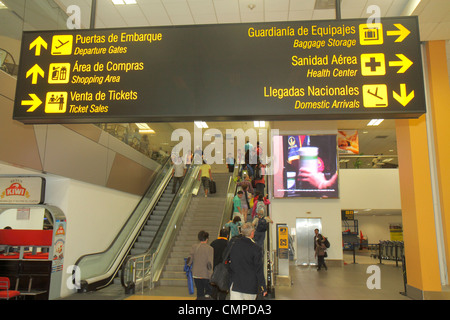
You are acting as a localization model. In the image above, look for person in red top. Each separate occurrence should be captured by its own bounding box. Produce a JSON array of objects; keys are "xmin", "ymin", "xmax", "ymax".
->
[{"xmin": 253, "ymin": 161, "xmax": 266, "ymax": 195}]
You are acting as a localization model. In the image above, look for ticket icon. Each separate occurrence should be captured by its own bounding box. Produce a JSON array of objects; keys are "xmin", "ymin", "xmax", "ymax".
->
[{"xmin": 45, "ymin": 92, "xmax": 68, "ymax": 113}]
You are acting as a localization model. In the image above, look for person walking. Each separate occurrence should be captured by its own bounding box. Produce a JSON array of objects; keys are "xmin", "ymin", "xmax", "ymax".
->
[
  {"xmin": 187, "ymin": 230, "xmax": 214, "ymax": 299},
  {"xmin": 225, "ymin": 216, "xmax": 242, "ymax": 239},
  {"xmin": 228, "ymin": 223, "xmax": 267, "ymax": 300},
  {"xmin": 313, "ymin": 228, "xmax": 323, "ymax": 250},
  {"xmin": 232, "ymin": 191, "xmax": 244, "ymax": 220},
  {"xmin": 198, "ymin": 159, "xmax": 212, "ymax": 197},
  {"xmin": 315, "ymin": 238, "xmax": 328, "ymax": 271},
  {"xmin": 252, "ymin": 211, "xmax": 273, "ymax": 249},
  {"xmin": 226, "ymin": 153, "xmax": 235, "ymax": 173},
  {"xmin": 172, "ymin": 155, "xmax": 186, "ymax": 194},
  {"xmin": 210, "ymin": 229, "xmax": 229, "ymax": 300}
]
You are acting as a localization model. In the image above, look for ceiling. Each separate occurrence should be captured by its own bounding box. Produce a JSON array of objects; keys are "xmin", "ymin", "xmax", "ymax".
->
[{"xmin": 1, "ymin": 0, "xmax": 449, "ymax": 164}]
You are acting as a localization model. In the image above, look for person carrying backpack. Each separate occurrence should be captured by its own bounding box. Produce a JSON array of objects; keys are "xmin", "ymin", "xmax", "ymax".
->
[
  {"xmin": 252, "ymin": 212, "xmax": 273, "ymax": 248},
  {"xmin": 251, "ymin": 194, "xmax": 270, "ymax": 219}
]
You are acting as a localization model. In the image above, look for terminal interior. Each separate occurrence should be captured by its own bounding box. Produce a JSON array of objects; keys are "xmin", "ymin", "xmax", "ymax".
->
[{"xmin": 0, "ymin": 0, "xmax": 450, "ymax": 301}]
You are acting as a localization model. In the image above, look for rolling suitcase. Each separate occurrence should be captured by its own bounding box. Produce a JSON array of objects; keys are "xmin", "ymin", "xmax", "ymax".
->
[{"xmin": 209, "ymin": 180, "xmax": 216, "ymax": 194}]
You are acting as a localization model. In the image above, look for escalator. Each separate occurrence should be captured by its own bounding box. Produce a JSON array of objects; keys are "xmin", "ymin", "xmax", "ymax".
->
[
  {"xmin": 111, "ymin": 176, "xmax": 177, "ymax": 286},
  {"xmin": 74, "ymin": 158, "xmax": 197, "ymax": 292}
]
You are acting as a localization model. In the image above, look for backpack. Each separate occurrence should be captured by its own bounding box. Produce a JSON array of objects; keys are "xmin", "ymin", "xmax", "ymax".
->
[
  {"xmin": 255, "ymin": 201, "xmax": 265, "ymax": 215},
  {"xmin": 323, "ymin": 238, "xmax": 330, "ymax": 248},
  {"xmin": 256, "ymin": 217, "xmax": 268, "ymax": 232}
]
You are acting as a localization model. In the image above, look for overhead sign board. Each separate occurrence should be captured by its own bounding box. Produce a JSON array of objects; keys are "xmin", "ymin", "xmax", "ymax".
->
[{"xmin": 13, "ymin": 17, "xmax": 425, "ymax": 124}]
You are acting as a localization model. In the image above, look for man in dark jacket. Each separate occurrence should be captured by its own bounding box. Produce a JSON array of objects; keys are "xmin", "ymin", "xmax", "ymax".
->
[
  {"xmin": 210, "ymin": 229, "xmax": 229, "ymax": 300},
  {"xmin": 229, "ymin": 223, "xmax": 267, "ymax": 300}
]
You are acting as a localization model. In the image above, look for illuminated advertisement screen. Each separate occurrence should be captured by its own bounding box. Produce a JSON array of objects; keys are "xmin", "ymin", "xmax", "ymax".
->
[{"xmin": 273, "ymin": 134, "xmax": 338, "ymax": 198}]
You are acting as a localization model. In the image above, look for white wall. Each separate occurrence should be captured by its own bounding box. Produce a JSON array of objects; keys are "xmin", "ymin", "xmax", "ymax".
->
[
  {"xmin": 339, "ymin": 169, "xmax": 401, "ymax": 209},
  {"xmin": 0, "ymin": 162, "xmax": 140, "ymax": 298},
  {"xmin": 269, "ymin": 168, "xmax": 401, "ymax": 262},
  {"xmin": 270, "ymin": 198, "xmax": 342, "ymax": 261},
  {"xmin": 356, "ymin": 214, "xmax": 403, "ymax": 243},
  {"xmin": 0, "ymin": 208, "xmax": 45, "ymax": 229},
  {"xmin": 45, "ymin": 177, "xmax": 140, "ymax": 298}
]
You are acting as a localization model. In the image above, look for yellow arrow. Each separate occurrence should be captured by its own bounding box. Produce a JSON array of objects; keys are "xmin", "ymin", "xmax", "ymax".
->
[
  {"xmin": 21, "ymin": 94, "xmax": 42, "ymax": 112},
  {"xmin": 387, "ymin": 24, "xmax": 410, "ymax": 42},
  {"xmin": 393, "ymin": 84, "xmax": 414, "ymax": 107},
  {"xmin": 29, "ymin": 36, "xmax": 48, "ymax": 56},
  {"xmin": 26, "ymin": 64, "xmax": 45, "ymax": 84},
  {"xmin": 388, "ymin": 54, "xmax": 413, "ymax": 73}
]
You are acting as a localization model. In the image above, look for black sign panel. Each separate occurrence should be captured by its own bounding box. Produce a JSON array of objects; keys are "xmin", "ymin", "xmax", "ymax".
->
[{"xmin": 13, "ymin": 17, "xmax": 425, "ymax": 124}]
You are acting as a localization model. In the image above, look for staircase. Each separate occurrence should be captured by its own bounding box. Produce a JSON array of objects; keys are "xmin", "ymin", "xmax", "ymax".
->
[{"xmin": 158, "ymin": 172, "xmax": 231, "ymax": 287}]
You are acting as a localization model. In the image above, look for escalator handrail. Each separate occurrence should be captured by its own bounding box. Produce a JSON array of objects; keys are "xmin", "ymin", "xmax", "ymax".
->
[
  {"xmin": 74, "ymin": 157, "xmax": 173, "ymax": 288},
  {"xmin": 149, "ymin": 165, "xmax": 201, "ymax": 283}
]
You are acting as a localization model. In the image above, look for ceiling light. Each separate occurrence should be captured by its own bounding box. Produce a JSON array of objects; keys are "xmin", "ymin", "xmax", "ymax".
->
[
  {"xmin": 194, "ymin": 121, "xmax": 208, "ymax": 128},
  {"xmin": 0, "ymin": 1, "xmax": 7, "ymax": 9},
  {"xmin": 402, "ymin": 0, "xmax": 421, "ymax": 16},
  {"xmin": 254, "ymin": 121, "xmax": 265, "ymax": 128},
  {"xmin": 367, "ymin": 119, "xmax": 384, "ymax": 126},
  {"xmin": 112, "ymin": 0, "xmax": 136, "ymax": 5},
  {"xmin": 135, "ymin": 123, "xmax": 155, "ymax": 133}
]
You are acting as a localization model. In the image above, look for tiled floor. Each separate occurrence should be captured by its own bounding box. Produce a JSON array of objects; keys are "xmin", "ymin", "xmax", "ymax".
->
[
  {"xmin": 275, "ymin": 262, "xmax": 409, "ymax": 300},
  {"xmin": 61, "ymin": 252, "xmax": 410, "ymax": 300}
]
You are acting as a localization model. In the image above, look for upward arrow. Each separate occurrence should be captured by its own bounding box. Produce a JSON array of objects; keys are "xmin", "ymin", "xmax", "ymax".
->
[
  {"xmin": 26, "ymin": 64, "xmax": 45, "ymax": 84},
  {"xmin": 387, "ymin": 24, "xmax": 410, "ymax": 42},
  {"xmin": 29, "ymin": 36, "xmax": 48, "ymax": 56}
]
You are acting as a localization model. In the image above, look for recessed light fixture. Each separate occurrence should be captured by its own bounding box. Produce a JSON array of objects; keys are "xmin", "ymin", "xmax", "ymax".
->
[
  {"xmin": 194, "ymin": 121, "xmax": 208, "ymax": 128},
  {"xmin": 112, "ymin": 0, "xmax": 136, "ymax": 5},
  {"xmin": 367, "ymin": 119, "xmax": 384, "ymax": 126},
  {"xmin": 254, "ymin": 121, "xmax": 265, "ymax": 128},
  {"xmin": 136, "ymin": 123, "xmax": 155, "ymax": 133}
]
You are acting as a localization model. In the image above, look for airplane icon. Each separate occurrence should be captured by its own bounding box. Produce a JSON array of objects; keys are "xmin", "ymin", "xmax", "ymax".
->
[
  {"xmin": 363, "ymin": 84, "xmax": 388, "ymax": 108},
  {"xmin": 51, "ymin": 35, "xmax": 73, "ymax": 55},
  {"xmin": 55, "ymin": 39, "xmax": 70, "ymax": 49},
  {"xmin": 367, "ymin": 87, "xmax": 383, "ymax": 100}
]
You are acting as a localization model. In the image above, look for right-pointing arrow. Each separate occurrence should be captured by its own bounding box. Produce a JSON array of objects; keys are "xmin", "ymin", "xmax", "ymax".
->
[
  {"xmin": 389, "ymin": 54, "xmax": 413, "ymax": 73},
  {"xmin": 387, "ymin": 24, "xmax": 410, "ymax": 42},
  {"xmin": 21, "ymin": 93, "xmax": 42, "ymax": 112},
  {"xmin": 393, "ymin": 84, "xmax": 414, "ymax": 107}
]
